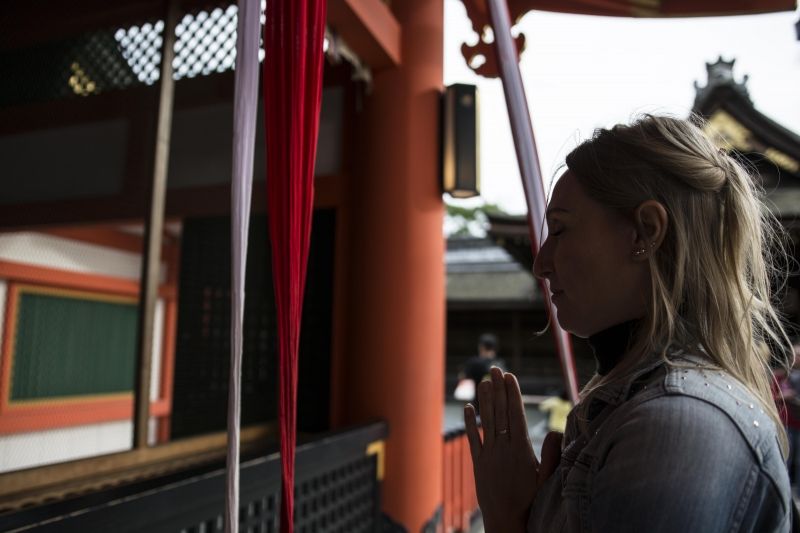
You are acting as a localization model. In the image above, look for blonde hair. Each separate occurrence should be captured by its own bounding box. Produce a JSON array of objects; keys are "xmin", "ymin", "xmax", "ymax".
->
[{"xmin": 565, "ymin": 114, "xmax": 792, "ymax": 451}]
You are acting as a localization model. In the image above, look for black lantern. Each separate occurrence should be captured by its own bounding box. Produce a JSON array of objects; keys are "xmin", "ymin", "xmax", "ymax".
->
[{"xmin": 441, "ymin": 83, "xmax": 480, "ymax": 198}]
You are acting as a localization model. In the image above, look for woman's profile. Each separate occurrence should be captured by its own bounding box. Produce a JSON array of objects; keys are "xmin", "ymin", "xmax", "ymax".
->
[{"xmin": 465, "ymin": 115, "xmax": 794, "ymax": 532}]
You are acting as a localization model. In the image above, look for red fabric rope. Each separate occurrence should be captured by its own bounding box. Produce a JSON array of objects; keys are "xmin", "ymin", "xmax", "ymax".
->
[{"xmin": 263, "ymin": 0, "xmax": 327, "ymax": 531}]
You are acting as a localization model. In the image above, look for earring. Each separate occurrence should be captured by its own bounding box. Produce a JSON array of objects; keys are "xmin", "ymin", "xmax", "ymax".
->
[{"xmin": 633, "ymin": 241, "xmax": 657, "ymax": 257}]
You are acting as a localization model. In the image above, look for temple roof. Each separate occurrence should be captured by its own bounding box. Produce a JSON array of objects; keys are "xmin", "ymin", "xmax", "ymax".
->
[
  {"xmin": 445, "ymin": 237, "xmax": 539, "ymax": 307},
  {"xmin": 692, "ymin": 57, "xmax": 800, "ymax": 212}
]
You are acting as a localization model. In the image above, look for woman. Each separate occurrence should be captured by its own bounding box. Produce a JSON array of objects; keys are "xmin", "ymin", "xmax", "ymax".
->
[{"xmin": 465, "ymin": 115, "xmax": 794, "ymax": 532}]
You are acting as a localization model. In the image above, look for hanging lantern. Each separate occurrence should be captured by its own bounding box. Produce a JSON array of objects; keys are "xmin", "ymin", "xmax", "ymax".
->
[{"xmin": 442, "ymin": 83, "xmax": 480, "ymax": 198}]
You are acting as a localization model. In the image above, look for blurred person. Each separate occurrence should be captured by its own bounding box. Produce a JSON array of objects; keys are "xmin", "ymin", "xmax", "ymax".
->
[
  {"xmin": 455, "ymin": 333, "xmax": 505, "ymax": 412},
  {"xmin": 538, "ymin": 392, "xmax": 571, "ymax": 434}
]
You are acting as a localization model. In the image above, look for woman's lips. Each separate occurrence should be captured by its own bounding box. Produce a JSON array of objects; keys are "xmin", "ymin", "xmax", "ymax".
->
[{"xmin": 551, "ymin": 290, "xmax": 564, "ymax": 301}]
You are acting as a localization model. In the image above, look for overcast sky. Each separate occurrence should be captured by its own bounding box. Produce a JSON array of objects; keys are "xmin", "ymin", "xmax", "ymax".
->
[{"xmin": 444, "ymin": 1, "xmax": 800, "ymax": 214}]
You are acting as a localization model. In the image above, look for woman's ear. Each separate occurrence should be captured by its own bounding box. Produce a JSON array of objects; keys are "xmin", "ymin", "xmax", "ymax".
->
[{"xmin": 632, "ymin": 200, "xmax": 668, "ymax": 261}]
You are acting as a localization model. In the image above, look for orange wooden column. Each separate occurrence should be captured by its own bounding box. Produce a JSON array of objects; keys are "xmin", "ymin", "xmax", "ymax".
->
[{"xmin": 332, "ymin": 0, "xmax": 445, "ymax": 529}]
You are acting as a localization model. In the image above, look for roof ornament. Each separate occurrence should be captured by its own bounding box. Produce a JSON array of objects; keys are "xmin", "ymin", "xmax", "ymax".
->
[{"xmin": 693, "ymin": 56, "xmax": 751, "ymax": 110}]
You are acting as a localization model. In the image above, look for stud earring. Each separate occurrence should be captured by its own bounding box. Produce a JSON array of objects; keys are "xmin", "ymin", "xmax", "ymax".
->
[{"xmin": 633, "ymin": 241, "xmax": 658, "ymax": 257}]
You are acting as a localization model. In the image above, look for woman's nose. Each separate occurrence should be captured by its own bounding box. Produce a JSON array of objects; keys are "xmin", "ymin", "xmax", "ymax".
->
[{"xmin": 533, "ymin": 238, "xmax": 552, "ymax": 280}]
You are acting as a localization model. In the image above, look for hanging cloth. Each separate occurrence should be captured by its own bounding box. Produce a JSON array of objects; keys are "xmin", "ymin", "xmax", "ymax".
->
[
  {"xmin": 263, "ymin": 0, "xmax": 327, "ymax": 531},
  {"xmin": 226, "ymin": 0, "xmax": 261, "ymax": 532}
]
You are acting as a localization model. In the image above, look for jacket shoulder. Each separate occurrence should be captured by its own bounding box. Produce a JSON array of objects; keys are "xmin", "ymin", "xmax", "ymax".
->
[{"xmin": 633, "ymin": 357, "xmax": 789, "ymax": 500}]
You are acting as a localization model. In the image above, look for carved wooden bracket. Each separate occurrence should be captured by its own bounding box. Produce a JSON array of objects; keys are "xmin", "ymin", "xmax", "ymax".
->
[{"xmin": 460, "ymin": 0, "xmax": 528, "ymax": 78}]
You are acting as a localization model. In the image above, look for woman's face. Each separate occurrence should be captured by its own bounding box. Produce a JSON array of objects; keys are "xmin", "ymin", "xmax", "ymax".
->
[{"xmin": 533, "ymin": 171, "xmax": 649, "ymax": 338}]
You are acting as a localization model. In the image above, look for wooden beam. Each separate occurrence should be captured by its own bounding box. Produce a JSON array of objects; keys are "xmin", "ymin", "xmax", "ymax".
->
[
  {"xmin": 0, "ymin": 397, "xmax": 170, "ymax": 434},
  {"xmin": 133, "ymin": 0, "xmax": 178, "ymax": 450},
  {"xmin": 0, "ymin": 261, "xmax": 140, "ymax": 297},
  {"xmin": 328, "ymin": 0, "xmax": 401, "ymax": 69}
]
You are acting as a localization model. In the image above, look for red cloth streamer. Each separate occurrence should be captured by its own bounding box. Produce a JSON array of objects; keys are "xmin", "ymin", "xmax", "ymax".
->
[{"xmin": 263, "ymin": 0, "xmax": 327, "ymax": 531}]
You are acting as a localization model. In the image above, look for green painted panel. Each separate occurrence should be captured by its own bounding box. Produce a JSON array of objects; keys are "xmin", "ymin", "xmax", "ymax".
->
[{"xmin": 10, "ymin": 292, "xmax": 138, "ymax": 401}]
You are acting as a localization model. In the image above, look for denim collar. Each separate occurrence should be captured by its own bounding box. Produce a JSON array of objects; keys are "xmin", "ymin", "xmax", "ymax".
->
[{"xmin": 589, "ymin": 348, "xmax": 694, "ymax": 407}]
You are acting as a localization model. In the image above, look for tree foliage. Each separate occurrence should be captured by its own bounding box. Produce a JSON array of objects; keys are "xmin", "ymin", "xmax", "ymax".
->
[{"xmin": 444, "ymin": 201, "xmax": 507, "ymax": 238}]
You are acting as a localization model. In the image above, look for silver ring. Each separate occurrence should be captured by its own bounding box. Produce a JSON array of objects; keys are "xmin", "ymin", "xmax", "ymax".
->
[{"xmin": 497, "ymin": 428, "xmax": 509, "ymax": 435}]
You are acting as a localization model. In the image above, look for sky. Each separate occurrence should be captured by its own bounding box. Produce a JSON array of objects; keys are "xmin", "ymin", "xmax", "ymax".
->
[{"xmin": 443, "ymin": 1, "xmax": 800, "ymax": 215}]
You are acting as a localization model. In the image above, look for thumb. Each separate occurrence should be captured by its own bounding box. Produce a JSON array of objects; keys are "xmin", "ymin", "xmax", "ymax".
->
[{"xmin": 537, "ymin": 431, "xmax": 563, "ymax": 488}]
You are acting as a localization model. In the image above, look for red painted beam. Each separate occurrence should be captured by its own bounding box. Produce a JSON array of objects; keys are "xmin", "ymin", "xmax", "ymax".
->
[{"xmin": 328, "ymin": 0, "xmax": 402, "ymax": 68}]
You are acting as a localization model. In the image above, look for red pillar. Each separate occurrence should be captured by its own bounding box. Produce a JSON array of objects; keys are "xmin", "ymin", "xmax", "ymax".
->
[{"xmin": 333, "ymin": 0, "xmax": 445, "ymax": 530}]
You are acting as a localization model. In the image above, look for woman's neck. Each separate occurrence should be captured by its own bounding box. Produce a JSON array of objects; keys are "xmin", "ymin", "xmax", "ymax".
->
[{"xmin": 587, "ymin": 319, "xmax": 641, "ymax": 375}]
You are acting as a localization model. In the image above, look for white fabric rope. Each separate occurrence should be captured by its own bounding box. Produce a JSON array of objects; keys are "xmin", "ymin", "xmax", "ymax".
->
[{"xmin": 226, "ymin": 0, "xmax": 261, "ymax": 532}]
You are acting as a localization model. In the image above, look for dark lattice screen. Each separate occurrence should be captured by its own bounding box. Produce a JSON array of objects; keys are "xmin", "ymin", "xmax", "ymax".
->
[
  {"xmin": 293, "ymin": 456, "xmax": 378, "ymax": 533},
  {"xmin": 114, "ymin": 21, "xmax": 165, "ymax": 85},
  {"xmin": 174, "ymin": 5, "xmax": 247, "ymax": 80},
  {"xmin": 181, "ymin": 455, "xmax": 378, "ymax": 533},
  {"xmin": 0, "ymin": 2, "xmax": 266, "ymax": 108},
  {"xmin": 170, "ymin": 210, "xmax": 335, "ymax": 439},
  {"xmin": 0, "ymin": 27, "xmax": 152, "ymax": 107}
]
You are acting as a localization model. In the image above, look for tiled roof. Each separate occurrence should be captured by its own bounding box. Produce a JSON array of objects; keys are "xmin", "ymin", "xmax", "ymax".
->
[{"xmin": 446, "ymin": 237, "xmax": 539, "ymax": 304}]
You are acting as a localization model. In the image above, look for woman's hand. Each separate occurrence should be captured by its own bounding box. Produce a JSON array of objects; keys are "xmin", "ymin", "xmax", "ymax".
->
[{"xmin": 465, "ymin": 367, "xmax": 563, "ymax": 533}]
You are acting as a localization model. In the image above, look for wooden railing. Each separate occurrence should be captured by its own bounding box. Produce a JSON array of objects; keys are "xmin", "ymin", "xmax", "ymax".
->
[{"xmin": 443, "ymin": 427, "xmax": 480, "ymax": 532}]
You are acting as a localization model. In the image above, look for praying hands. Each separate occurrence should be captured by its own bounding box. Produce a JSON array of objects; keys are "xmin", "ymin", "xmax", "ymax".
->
[{"xmin": 465, "ymin": 367, "xmax": 563, "ymax": 533}]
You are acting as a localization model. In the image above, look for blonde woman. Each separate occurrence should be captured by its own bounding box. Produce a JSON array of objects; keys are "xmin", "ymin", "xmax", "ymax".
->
[{"xmin": 465, "ymin": 115, "xmax": 794, "ymax": 532}]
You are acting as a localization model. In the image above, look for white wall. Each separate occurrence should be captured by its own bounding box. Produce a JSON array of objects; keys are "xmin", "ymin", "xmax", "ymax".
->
[
  {"xmin": 0, "ymin": 421, "xmax": 132, "ymax": 474},
  {"xmin": 0, "ymin": 232, "xmax": 142, "ymax": 279}
]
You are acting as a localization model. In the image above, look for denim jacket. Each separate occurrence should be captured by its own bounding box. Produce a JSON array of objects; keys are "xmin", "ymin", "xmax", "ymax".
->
[{"xmin": 528, "ymin": 354, "xmax": 792, "ymax": 532}]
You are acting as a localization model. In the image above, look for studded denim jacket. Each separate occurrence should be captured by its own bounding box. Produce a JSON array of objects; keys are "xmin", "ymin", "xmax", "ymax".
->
[{"xmin": 528, "ymin": 354, "xmax": 792, "ymax": 533}]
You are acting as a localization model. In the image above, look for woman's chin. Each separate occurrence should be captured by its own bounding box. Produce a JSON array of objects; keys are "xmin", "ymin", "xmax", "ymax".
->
[{"xmin": 553, "ymin": 313, "xmax": 590, "ymax": 339}]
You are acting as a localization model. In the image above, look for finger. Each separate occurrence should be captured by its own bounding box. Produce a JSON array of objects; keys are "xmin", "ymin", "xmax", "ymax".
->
[
  {"xmin": 538, "ymin": 431, "xmax": 563, "ymax": 488},
  {"xmin": 504, "ymin": 372, "xmax": 530, "ymax": 446},
  {"xmin": 478, "ymin": 378, "xmax": 495, "ymax": 447},
  {"xmin": 464, "ymin": 403, "xmax": 482, "ymax": 462},
  {"xmin": 491, "ymin": 367, "xmax": 509, "ymax": 438}
]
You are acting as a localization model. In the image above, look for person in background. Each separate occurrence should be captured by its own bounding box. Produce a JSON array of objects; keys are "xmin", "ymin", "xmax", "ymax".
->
[
  {"xmin": 538, "ymin": 392, "xmax": 572, "ymax": 434},
  {"xmin": 456, "ymin": 333, "xmax": 505, "ymax": 412}
]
